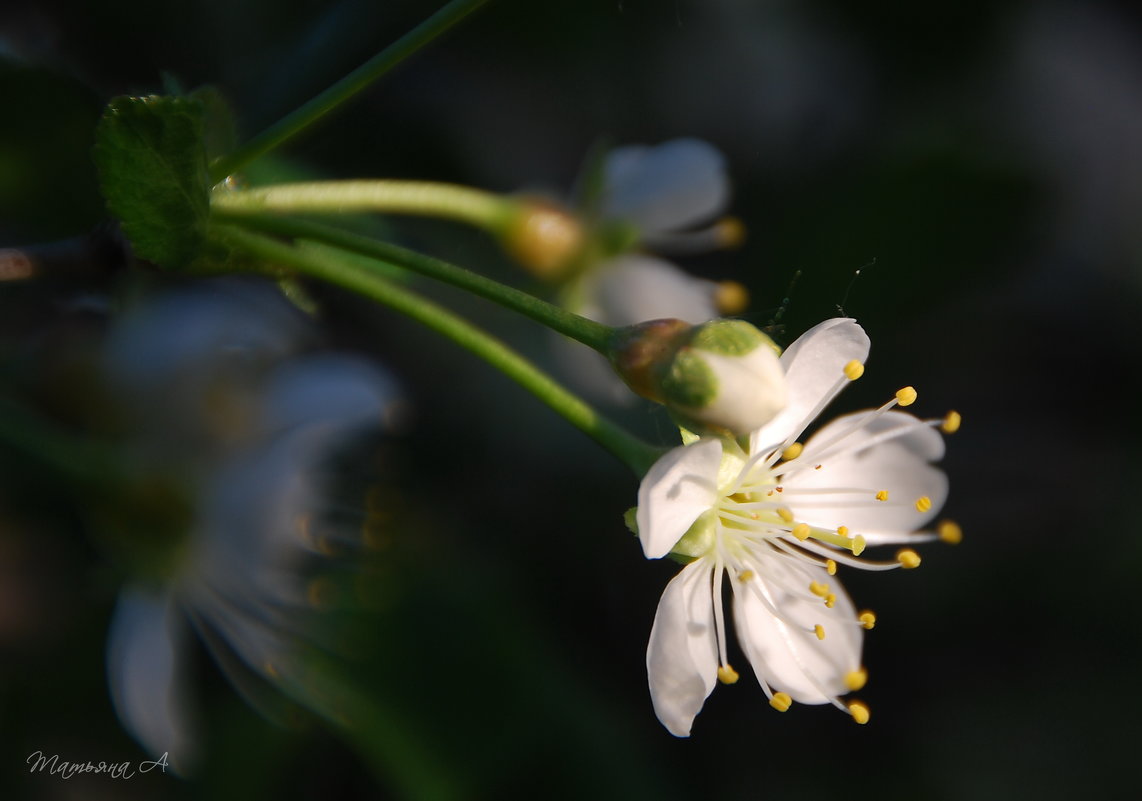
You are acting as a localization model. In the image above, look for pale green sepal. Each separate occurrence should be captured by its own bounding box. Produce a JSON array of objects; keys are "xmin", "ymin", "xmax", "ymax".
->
[
  {"xmin": 660, "ymin": 348, "xmax": 717, "ymax": 409},
  {"xmin": 678, "ymin": 426, "xmax": 701, "ymax": 446},
  {"xmin": 690, "ymin": 319, "xmax": 767, "ymax": 356},
  {"xmin": 668, "ymin": 508, "xmax": 718, "ymax": 558},
  {"xmin": 624, "ymin": 506, "xmax": 639, "ymax": 535}
]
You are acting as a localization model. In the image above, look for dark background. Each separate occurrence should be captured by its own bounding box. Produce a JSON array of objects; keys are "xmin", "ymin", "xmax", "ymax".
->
[{"xmin": 3, "ymin": 0, "xmax": 1140, "ymax": 799}]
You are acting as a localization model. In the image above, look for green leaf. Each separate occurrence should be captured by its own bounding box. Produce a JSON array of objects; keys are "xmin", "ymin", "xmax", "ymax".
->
[{"xmin": 93, "ymin": 95, "xmax": 210, "ymax": 268}]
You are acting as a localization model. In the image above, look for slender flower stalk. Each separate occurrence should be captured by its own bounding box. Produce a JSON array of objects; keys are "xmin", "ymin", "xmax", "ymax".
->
[
  {"xmin": 210, "ymin": 0, "xmax": 493, "ymax": 182},
  {"xmin": 212, "ymin": 181, "xmax": 517, "ymax": 231},
  {"xmin": 211, "ymin": 223, "xmax": 664, "ymax": 475},
  {"xmin": 210, "ymin": 211, "xmax": 611, "ymax": 353}
]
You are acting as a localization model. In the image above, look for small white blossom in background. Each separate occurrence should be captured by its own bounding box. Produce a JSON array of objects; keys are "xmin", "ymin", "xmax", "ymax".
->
[
  {"xmin": 634, "ymin": 318, "xmax": 960, "ymax": 736},
  {"xmin": 555, "ymin": 139, "xmax": 748, "ymax": 404},
  {"xmin": 101, "ymin": 281, "xmax": 402, "ymax": 773}
]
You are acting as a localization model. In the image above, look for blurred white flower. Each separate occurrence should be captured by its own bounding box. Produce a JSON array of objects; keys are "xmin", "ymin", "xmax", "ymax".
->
[
  {"xmin": 558, "ymin": 139, "xmax": 744, "ymax": 403},
  {"xmin": 101, "ymin": 281, "xmax": 401, "ymax": 774},
  {"xmin": 635, "ymin": 318, "xmax": 956, "ymax": 736}
]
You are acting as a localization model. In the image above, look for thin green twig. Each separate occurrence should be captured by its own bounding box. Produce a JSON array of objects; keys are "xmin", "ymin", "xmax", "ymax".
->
[
  {"xmin": 211, "ymin": 211, "xmax": 614, "ymax": 353},
  {"xmin": 210, "ymin": 0, "xmax": 492, "ymax": 182}
]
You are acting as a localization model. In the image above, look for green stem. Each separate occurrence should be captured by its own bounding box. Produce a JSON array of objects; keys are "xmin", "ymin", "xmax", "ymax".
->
[
  {"xmin": 212, "ymin": 180, "xmax": 515, "ymax": 231},
  {"xmin": 211, "ymin": 211, "xmax": 614, "ymax": 353},
  {"xmin": 211, "ymin": 224, "xmax": 664, "ymax": 476},
  {"xmin": 210, "ymin": 0, "xmax": 492, "ymax": 183}
]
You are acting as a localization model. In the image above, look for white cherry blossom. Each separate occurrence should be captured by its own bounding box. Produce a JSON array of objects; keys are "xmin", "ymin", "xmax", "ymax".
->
[{"xmin": 636, "ymin": 318, "xmax": 957, "ymax": 736}]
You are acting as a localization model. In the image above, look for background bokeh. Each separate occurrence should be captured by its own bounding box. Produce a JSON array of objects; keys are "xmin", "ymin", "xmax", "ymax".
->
[{"xmin": 3, "ymin": 0, "xmax": 1141, "ymax": 799}]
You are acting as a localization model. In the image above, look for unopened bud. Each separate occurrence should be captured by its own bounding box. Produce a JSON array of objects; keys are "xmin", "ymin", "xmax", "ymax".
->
[
  {"xmin": 501, "ymin": 200, "xmax": 584, "ymax": 279},
  {"xmin": 609, "ymin": 318, "xmax": 787, "ymax": 435}
]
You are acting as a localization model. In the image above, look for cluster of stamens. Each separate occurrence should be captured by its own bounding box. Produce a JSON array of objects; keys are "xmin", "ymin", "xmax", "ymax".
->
[{"xmin": 701, "ymin": 357, "xmax": 960, "ymax": 725}]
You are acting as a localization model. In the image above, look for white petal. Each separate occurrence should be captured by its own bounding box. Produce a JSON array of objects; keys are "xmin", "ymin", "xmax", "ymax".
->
[
  {"xmin": 589, "ymin": 254, "xmax": 719, "ymax": 327},
  {"xmin": 105, "ymin": 587, "xmax": 197, "ymax": 774},
  {"xmin": 602, "ymin": 139, "xmax": 730, "ymax": 233},
  {"xmin": 787, "ymin": 410, "xmax": 948, "ymax": 541},
  {"xmin": 646, "ymin": 560, "xmax": 719, "ymax": 736},
  {"xmin": 733, "ymin": 554, "xmax": 862, "ymax": 704},
  {"xmin": 751, "ymin": 318, "xmax": 870, "ymax": 451},
  {"xmin": 637, "ymin": 439, "xmax": 723, "ymax": 559},
  {"xmin": 687, "ymin": 347, "xmax": 788, "ymax": 434}
]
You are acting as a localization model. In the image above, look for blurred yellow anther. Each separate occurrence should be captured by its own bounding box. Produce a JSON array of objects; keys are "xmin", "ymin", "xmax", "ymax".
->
[
  {"xmin": 895, "ymin": 386, "xmax": 918, "ymax": 407},
  {"xmin": 503, "ymin": 202, "xmax": 583, "ymax": 279},
  {"xmin": 738, "ymin": 569, "xmax": 755, "ymax": 583},
  {"xmin": 851, "ymin": 535, "xmax": 867, "ymax": 556},
  {"xmin": 875, "ymin": 490, "xmax": 889, "ymax": 502},
  {"xmin": 714, "ymin": 280, "xmax": 750, "ymax": 315},
  {"xmin": 897, "ymin": 549, "xmax": 922, "ymax": 569},
  {"xmin": 837, "ymin": 525, "xmax": 849, "ymax": 537},
  {"xmin": 848, "ymin": 701, "xmax": 871, "ymax": 725},
  {"xmin": 844, "ymin": 360, "xmax": 865, "ymax": 380},
  {"xmin": 782, "ymin": 442, "xmax": 803, "ymax": 461},
  {"xmin": 814, "ymin": 624, "xmax": 826, "ymax": 640},
  {"xmin": 717, "ymin": 665, "xmax": 740, "ymax": 685},
  {"xmin": 938, "ymin": 519, "xmax": 963, "ymax": 545},
  {"xmin": 770, "ymin": 692, "xmax": 793, "ymax": 712},
  {"xmin": 941, "ymin": 410, "xmax": 962, "ymax": 434},
  {"xmin": 844, "ymin": 668, "xmax": 868, "ymax": 691},
  {"xmin": 826, "ymin": 559, "xmax": 837, "ymax": 575},
  {"xmin": 825, "ymin": 593, "xmax": 837, "ymax": 608},
  {"xmin": 792, "ymin": 523, "xmax": 811, "ymax": 541},
  {"xmin": 715, "ymin": 217, "xmax": 747, "ymax": 249},
  {"xmin": 777, "ymin": 507, "xmax": 794, "ymax": 523},
  {"xmin": 809, "ymin": 581, "xmax": 830, "ymax": 597},
  {"xmin": 915, "ymin": 496, "xmax": 932, "ymax": 513},
  {"xmin": 859, "ymin": 611, "xmax": 877, "ymax": 630}
]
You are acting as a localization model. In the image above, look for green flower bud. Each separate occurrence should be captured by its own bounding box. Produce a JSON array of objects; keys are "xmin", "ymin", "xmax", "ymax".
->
[{"xmin": 609, "ymin": 318, "xmax": 787, "ymax": 435}]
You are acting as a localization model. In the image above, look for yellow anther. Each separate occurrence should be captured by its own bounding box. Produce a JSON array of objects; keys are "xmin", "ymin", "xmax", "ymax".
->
[
  {"xmin": 714, "ymin": 280, "xmax": 750, "ymax": 315},
  {"xmin": 738, "ymin": 569, "xmax": 756, "ymax": 583},
  {"xmin": 792, "ymin": 523, "xmax": 811, "ymax": 541},
  {"xmin": 896, "ymin": 548, "xmax": 922, "ymax": 569},
  {"xmin": 844, "ymin": 668, "xmax": 868, "ymax": 691},
  {"xmin": 851, "ymin": 535, "xmax": 867, "ymax": 556},
  {"xmin": 843, "ymin": 359, "xmax": 865, "ymax": 381},
  {"xmin": 814, "ymin": 624, "xmax": 826, "ymax": 640},
  {"xmin": 717, "ymin": 665, "xmax": 740, "ymax": 685},
  {"xmin": 938, "ymin": 519, "xmax": 963, "ymax": 545},
  {"xmin": 776, "ymin": 507, "xmax": 794, "ymax": 523},
  {"xmin": 825, "ymin": 593, "xmax": 837, "ymax": 608},
  {"xmin": 859, "ymin": 611, "xmax": 877, "ymax": 630},
  {"xmin": 848, "ymin": 701, "xmax": 871, "ymax": 725},
  {"xmin": 875, "ymin": 490, "xmax": 889, "ymax": 502},
  {"xmin": 825, "ymin": 559, "xmax": 837, "ymax": 575},
  {"xmin": 941, "ymin": 410, "xmax": 962, "ymax": 434},
  {"xmin": 782, "ymin": 442, "xmax": 804, "ymax": 461},
  {"xmin": 836, "ymin": 525, "xmax": 849, "ymax": 537},
  {"xmin": 809, "ymin": 581, "xmax": 830, "ymax": 597},
  {"xmin": 915, "ymin": 496, "xmax": 932, "ymax": 513},
  {"xmin": 715, "ymin": 217, "xmax": 747, "ymax": 248},
  {"xmin": 769, "ymin": 692, "xmax": 793, "ymax": 712},
  {"xmin": 895, "ymin": 386, "xmax": 918, "ymax": 406}
]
